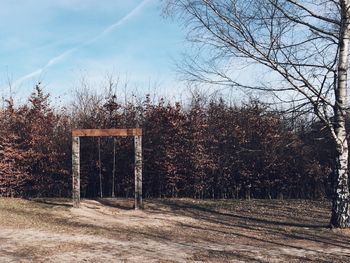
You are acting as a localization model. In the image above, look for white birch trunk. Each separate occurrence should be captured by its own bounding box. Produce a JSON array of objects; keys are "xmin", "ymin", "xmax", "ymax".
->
[{"xmin": 331, "ymin": 0, "xmax": 350, "ymax": 228}]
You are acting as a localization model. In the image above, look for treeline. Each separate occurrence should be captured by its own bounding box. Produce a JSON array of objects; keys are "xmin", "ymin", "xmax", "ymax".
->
[{"xmin": 0, "ymin": 85, "xmax": 336, "ymax": 199}]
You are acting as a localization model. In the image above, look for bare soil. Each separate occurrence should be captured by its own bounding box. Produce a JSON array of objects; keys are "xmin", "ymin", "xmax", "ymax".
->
[{"xmin": 0, "ymin": 198, "xmax": 349, "ymax": 262}]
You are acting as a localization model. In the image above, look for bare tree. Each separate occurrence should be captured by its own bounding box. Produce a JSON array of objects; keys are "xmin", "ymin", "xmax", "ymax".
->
[{"xmin": 165, "ymin": 0, "xmax": 350, "ymax": 228}]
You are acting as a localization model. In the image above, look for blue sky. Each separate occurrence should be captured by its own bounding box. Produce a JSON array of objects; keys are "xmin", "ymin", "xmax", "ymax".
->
[{"xmin": 0, "ymin": 0, "xmax": 187, "ymax": 102}]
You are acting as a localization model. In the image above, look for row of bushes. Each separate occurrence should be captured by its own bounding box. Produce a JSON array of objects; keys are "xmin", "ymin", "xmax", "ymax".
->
[{"xmin": 0, "ymin": 85, "xmax": 335, "ymax": 199}]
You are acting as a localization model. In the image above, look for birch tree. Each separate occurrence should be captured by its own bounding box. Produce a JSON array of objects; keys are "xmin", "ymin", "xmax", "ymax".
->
[{"xmin": 165, "ymin": 0, "xmax": 350, "ymax": 228}]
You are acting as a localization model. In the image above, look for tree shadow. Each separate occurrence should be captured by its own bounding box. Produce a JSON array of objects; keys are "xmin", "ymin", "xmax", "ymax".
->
[
  {"xmin": 147, "ymin": 199, "xmax": 350, "ymax": 252},
  {"xmin": 155, "ymin": 199, "xmax": 327, "ymax": 228},
  {"xmin": 31, "ymin": 198, "xmax": 72, "ymax": 208},
  {"xmin": 95, "ymin": 198, "xmax": 134, "ymax": 210},
  {"xmin": 2, "ymin": 198, "xmax": 350, "ymax": 262}
]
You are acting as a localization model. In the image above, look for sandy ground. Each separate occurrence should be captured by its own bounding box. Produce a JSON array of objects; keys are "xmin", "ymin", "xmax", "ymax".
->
[{"xmin": 0, "ymin": 198, "xmax": 350, "ymax": 262}]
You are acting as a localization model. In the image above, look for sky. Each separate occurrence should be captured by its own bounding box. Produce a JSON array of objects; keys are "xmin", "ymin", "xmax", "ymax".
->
[{"xmin": 0, "ymin": 0, "xmax": 187, "ymax": 103}]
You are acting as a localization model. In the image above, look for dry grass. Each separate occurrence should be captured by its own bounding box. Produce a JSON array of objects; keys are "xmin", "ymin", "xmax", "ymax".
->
[{"xmin": 0, "ymin": 198, "xmax": 349, "ymax": 262}]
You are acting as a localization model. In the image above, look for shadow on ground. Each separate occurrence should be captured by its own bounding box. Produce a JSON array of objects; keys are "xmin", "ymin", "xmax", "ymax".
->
[{"xmin": 1, "ymin": 198, "xmax": 350, "ymax": 262}]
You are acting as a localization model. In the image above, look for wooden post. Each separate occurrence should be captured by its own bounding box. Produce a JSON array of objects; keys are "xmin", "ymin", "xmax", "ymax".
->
[
  {"xmin": 72, "ymin": 136, "xmax": 80, "ymax": 207},
  {"xmin": 112, "ymin": 137, "xmax": 116, "ymax": 198},
  {"xmin": 72, "ymin": 128, "xmax": 142, "ymax": 208},
  {"xmin": 134, "ymin": 135, "xmax": 143, "ymax": 209},
  {"xmin": 98, "ymin": 138, "xmax": 103, "ymax": 198}
]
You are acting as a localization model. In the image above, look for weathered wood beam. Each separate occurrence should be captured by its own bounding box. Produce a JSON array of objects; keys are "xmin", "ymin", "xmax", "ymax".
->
[
  {"xmin": 72, "ymin": 136, "xmax": 80, "ymax": 208},
  {"xmin": 134, "ymin": 135, "xmax": 143, "ymax": 209},
  {"xmin": 72, "ymin": 128, "xmax": 142, "ymax": 137}
]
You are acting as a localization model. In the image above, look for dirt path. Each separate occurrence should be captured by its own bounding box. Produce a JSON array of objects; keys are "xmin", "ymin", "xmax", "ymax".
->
[
  {"xmin": 0, "ymin": 227, "xmax": 193, "ymax": 262},
  {"xmin": 0, "ymin": 198, "xmax": 350, "ymax": 262}
]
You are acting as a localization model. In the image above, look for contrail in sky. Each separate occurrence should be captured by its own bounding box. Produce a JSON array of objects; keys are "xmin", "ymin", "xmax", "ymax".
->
[{"xmin": 13, "ymin": 0, "xmax": 152, "ymax": 87}]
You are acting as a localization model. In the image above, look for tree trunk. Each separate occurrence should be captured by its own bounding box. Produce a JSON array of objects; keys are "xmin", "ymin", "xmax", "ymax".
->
[
  {"xmin": 330, "ymin": 0, "xmax": 350, "ymax": 228},
  {"xmin": 331, "ymin": 144, "xmax": 350, "ymax": 228}
]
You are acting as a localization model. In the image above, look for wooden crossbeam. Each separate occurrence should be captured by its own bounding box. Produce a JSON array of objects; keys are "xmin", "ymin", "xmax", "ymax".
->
[{"xmin": 72, "ymin": 128, "xmax": 142, "ymax": 137}]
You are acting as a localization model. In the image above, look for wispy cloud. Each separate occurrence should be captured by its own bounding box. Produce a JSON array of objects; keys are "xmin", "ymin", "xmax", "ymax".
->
[
  {"xmin": 86, "ymin": 0, "xmax": 152, "ymax": 46},
  {"xmin": 12, "ymin": 0, "xmax": 152, "ymax": 88}
]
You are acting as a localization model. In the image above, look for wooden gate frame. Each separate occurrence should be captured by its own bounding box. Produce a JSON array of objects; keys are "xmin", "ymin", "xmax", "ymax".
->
[{"xmin": 72, "ymin": 128, "xmax": 143, "ymax": 209}]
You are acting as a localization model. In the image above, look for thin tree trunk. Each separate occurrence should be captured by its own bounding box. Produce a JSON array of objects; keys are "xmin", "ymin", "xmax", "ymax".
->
[{"xmin": 331, "ymin": 0, "xmax": 350, "ymax": 228}]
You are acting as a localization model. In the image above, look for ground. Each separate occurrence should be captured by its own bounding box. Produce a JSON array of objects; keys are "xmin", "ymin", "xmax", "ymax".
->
[{"xmin": 0, "ymin": 198, "xmax": 349, "ymax": 262}]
